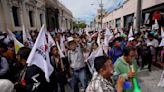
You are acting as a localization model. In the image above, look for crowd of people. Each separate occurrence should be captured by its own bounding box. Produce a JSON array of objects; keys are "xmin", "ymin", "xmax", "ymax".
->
[{"xmin": 0, "ymin": 24, "xmax": 163, "ymax": 92}]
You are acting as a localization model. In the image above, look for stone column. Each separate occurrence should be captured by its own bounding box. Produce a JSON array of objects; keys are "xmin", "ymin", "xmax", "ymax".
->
[
  {"xmin": 35, "ymin": 7, "xmax": 40, "ymax": 31},
  {"xmin": 1, "ymin": 0, "xmax": 13, "ymax": 31},
  {"xmin": 121, "ymin": 17, "xmax": 124, "ymax": 28},
  {"xmin": 0, "ymin": 0, "xmax": 5, "ymax": 32}
]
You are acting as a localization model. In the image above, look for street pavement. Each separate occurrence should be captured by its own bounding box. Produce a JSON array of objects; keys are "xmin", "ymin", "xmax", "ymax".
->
[
  {"xmin": 138, "ymin": 65, "xmax": 164, "ymax": 92},
  {"xmin": 63, "ymin": 65, "xmax": 164, "ymax": 92}
]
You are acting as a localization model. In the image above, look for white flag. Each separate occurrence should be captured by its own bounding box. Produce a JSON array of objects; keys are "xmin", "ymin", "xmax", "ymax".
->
[
  {"xmin": 7, "ymin": 29, "xmax": 24, "ymax": 54},
  {"xmin": 144, "ymin": 13, "xmax": 150, "ymax": 24},
  {"xmin": 128, "ymin": 26, "xmax": 133, "ymax": 38},
  {"xmin": 7, "ymin": 29, "xmax": 15, "ymax": 38},
  {"xmin": 87, "ymin": 46, "xmax": 104, "ymax": 74},
  {"xmin": 97, "ymin": 32, "xmax": 101, "ymax": 46},
  {"xmin": 152, "ymin": 19, "xmax": 159, "ymax": 30},
  {"xmin": 26, "ymin": 29, "xmax": 33, "ymax": 46},
  {"xmin": 105, "ymin": 27, "xmax": 113, "ymax": 36},
  {"xmin": 159, "ymin": 27, "xmax": 164, "ymax": 47},
  {"xmin": 22, "ymin": 25, "xmax": 28, "ymax": 43},
  {"xmin": 47, "ymin": 31, "xmax": 56, "ymax": 49},
  {"xmin": 62, "ymin": 27, "xmax": 65, "ymax": 33},
  {"xmin": 60, "ymin": 35, "xmax": 66, "ymax": 54},
  {"xmin": 104, "ymin": 28, "xmax": 113, "ymax": 46},
  {"xmin": 27, "ymin": 25, "xmax": 54, "ymax": 82},
  {"xmin": 22, "ymin": 25, "xmax": 34, "ymax": 47},
  {"xmin": 88, "ymin": 46, "xmax": 103, "ymax": 60},
  {"xmin": 161, "ymin": 27, "xmax": 164, "ymax": 38},
  {"xmin": 159, "ymin": 38, "xmax": 164, "ymax": 47},
  {"xmin": 114, "ymin": 28, "xmax": 118, "ymax": 34}
]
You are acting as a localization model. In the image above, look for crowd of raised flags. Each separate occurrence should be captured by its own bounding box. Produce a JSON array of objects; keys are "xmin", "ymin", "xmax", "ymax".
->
[
  {"xmin": 6, "ymin": 24, "xmax": 164, "ymax": 76},
  {"xmin": 0, "ymin": 19, "xmax": 163, "ymax": 91}
]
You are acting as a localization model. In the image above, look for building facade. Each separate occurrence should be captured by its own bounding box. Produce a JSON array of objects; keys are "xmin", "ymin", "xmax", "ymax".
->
[
  {"xmin": 46, "ymin": 0, "xmax": 73, "ymax": 30},
  {"xmin": 0, "ymin": 0, "xmax": 73, "ymax": 32},
  {"xmin": 57, "ymin": 0, "xmax": 73, "ymax": 30},
  {"xmin": 0, "ymin": 0, "xmax": 46, "ymax": 32},
  {"xmin": 95, "ymin": 9, "xmax": 106, "ymax": 29},
  {"xmin": 103, "ymin": 0, "xmax": 164, "ymax": 30}
]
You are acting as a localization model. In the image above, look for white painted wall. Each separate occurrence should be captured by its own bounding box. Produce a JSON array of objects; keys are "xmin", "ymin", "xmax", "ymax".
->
[{"xmin": 103, "ymin": 0, "xmax": 164, "ymax": 28}]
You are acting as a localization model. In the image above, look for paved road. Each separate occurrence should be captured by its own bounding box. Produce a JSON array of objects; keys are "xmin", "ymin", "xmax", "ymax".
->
[
  {"xmin": 63, "ymin": 66, "xmax": 164, "ymax": 92},
  {"xmin": 138, "ymin": 66, "xmax": 164, "ymax": 92}
]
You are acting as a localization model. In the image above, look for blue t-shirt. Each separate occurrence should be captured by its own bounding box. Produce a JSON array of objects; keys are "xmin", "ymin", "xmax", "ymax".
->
[{"xmin": 108, "ymin": 47, "xmax": 123, "ymax": 64}]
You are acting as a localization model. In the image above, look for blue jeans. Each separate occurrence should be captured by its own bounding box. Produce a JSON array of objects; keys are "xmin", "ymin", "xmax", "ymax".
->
[{"xmin": 72, "ymin": 68, "xmax": 88, "ymax": 92}]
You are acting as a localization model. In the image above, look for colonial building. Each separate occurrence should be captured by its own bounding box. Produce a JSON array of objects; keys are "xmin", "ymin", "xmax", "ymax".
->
[
  {"xmin": 0, "ymin": 0, "xmax": 73, "ymax": 32},
  {"xmin": 0, "ymin": 0, "xmax": 46, "ymax": 32},
  {"xmin": 46, "ymin": 0, "xmax": 59, "ymax": 30},
  {"xmin": 57, "ymin": 0, "xmax": 73, "ymax": 30},
  {"xmin": 103, "ymin": 0, "xmax": 164, "ymax": 30},
  {"xmin": 46, "ymin": 0, "xmax": 73, "ymax": 30}
]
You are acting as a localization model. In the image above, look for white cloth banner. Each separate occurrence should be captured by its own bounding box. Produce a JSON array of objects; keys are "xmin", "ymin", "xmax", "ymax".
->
[
  {"xmin": 152, "ymin": 19, "xmax": 159, "ymax": 30},
  {"xmin": 27, "ymin": 24, "xmax": 54, "ymax": 82},
  {"xmin": 159, "ymin": 38, "xmax": 164, "ymax": 47},
  {"xmin": 128, "ymin": 26, "xmax": 133, "ymax": 38},
  {"xmin": 7, "ymin": 29, "xmax": 24, "ymax": 54},
  {"xmin": 60, "ymin": 35, "xmax": 66, "ymax": 55},
  {"xmin": 87, "ymin": 46, "xmax": 104, "ymax": 74},
  {"xmin": 161, "ymin": 27, "xmax": 164, "ymax": 38},
  {"xmin": 22, "ymin": 25, "xmax": 33, "ymax": 47},
  {"xmin": 144, "ymin": 13, "xmax": 150, "ymax": 24},
  {"xmin": 97, "ymin": 32, "xmax": 101, "ymax": 46},
  {"xmin": 22, "ymin": 25, "xmax": 28, "ymax": 43},
  {"xmin": 47, "ymin": 31, "xmax": 56, "ymax": 49}
]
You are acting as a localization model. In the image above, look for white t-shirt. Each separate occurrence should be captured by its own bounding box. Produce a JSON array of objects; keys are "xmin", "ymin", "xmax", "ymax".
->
[
  {"xmin": 146, "ymin": 39, "xmax": 159, "ymax": 55},
  {"xmin": 146, "ymin": 39, "xmax": 159, "ymax": 47}
]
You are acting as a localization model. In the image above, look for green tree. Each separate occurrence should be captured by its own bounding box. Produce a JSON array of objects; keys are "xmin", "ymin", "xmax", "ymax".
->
[
  {"xmin": 73, "ymin": 22, "xmax": 87, "ymax": 29},
  {"xmin": 78, "ymin": 22, "xmax": 86, "ymax": 29}
]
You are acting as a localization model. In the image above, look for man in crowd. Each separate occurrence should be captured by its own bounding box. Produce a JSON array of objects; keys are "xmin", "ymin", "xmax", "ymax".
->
[
  {"xmin": 15, "ymin": 47, "xmax": 50, "ymax": 92},
  {"xmin": 67, "ymin": 37, "xmax": 88, "ymax": 92},
  {"xmin": 86, "ymin": 56, "xmax": 125, "ymax": 92},
  {"xmin": 108, "ymin": 37, "xmax": 123, "ymax": 64},
  {"xmin": 49, "ymin": 46, "xmax": 69, "ymax": 92},
  {"xmin": 146, "ymin": 33, "xmax": 159, "ymax": 63},
  {"xmin": 114, "ymin": 46, "xmax": 138, "ymax": 92},
  {"xmin": 0, "ymin": 41, "xmax": 9, "ymax": 79}
]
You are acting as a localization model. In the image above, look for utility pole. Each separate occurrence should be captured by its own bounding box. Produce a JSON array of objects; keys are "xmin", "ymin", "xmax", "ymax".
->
[
  {"xmin": 100, "ymin": 0, "xmax": 103, "ymax": 29},
  {"xmin": 135, "ymin": 0, "xmax": 142, "ymax": 33}
]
